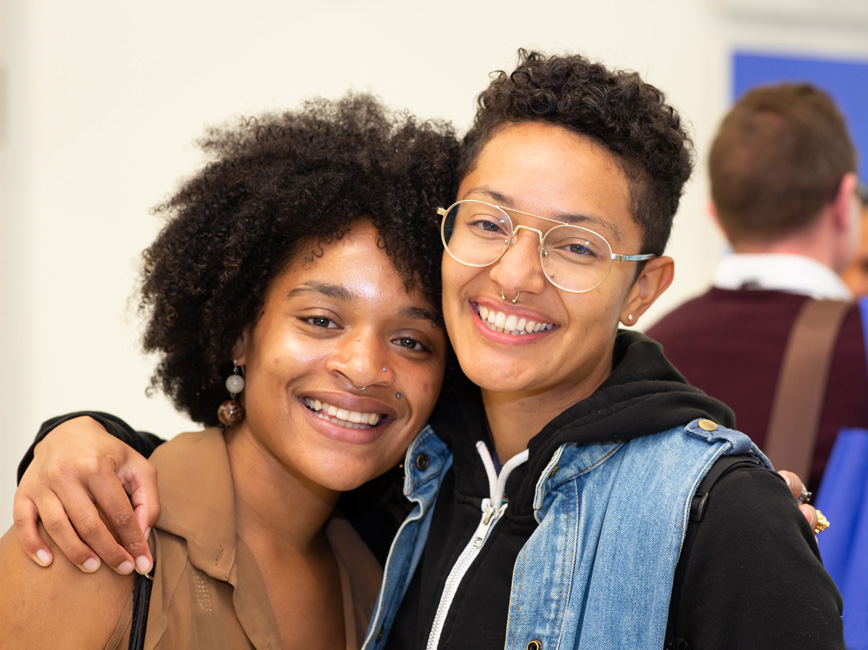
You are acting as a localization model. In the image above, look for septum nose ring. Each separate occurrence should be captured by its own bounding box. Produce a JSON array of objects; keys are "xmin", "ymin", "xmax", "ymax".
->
[{"xmin": 500, "ymin": 290, "xmax": 520, "ymax": 304}]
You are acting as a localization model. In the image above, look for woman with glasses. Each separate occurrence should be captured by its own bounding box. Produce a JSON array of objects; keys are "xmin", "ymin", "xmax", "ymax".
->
[{"xmin": 12, "ymin": 51, "xmax": 843, "ymax": 649}]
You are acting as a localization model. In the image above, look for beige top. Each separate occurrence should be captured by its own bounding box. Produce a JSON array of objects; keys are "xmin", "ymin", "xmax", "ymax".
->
[{"xmin": 104, "ymin": 429, "xmax": 383, "ymax": 649}]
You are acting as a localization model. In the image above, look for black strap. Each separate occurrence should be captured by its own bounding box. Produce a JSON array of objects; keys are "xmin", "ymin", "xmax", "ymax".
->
[
  {"xmin": 128, "ymin": 561, "xmax": 156, "ymax": 650},
  {"xmin": 664, "ymin": 455, "xmax": 762, "ymax": 650}
]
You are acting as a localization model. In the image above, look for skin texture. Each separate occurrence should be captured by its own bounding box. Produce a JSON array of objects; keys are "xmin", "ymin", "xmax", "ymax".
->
[
  {"xmin": 841, "ymin": 206, "xmax": 868, "ymax": 296},
  {"xmin": 442, "ymin": 122, "xmax": 674, "ymax": 460},
  {"xmin": 0, "ymin": 223, "xmax": 447, "ymax": 649}
]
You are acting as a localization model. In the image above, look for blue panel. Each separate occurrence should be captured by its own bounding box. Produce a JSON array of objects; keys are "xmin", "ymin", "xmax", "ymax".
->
[{"xmin": 733, "ymin": 52, "xmax": 868, "ymax": 181}]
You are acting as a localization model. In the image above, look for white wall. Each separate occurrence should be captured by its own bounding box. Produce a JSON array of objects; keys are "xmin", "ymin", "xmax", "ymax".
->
[{"xmin": 2, "ymin": 0, "xmax": 867, "ymax": 528}]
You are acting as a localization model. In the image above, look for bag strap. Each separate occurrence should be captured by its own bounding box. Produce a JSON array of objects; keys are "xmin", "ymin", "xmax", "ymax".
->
[
  {"xmin": 664, "ymin": 454, "xmax": 762, "ymax": 650},
  {"xmin": 128, "ymin": 558, "xmax": 156, "ymax": 650},
  {"xmin": 764, "ymin": 299, "xmax": 851, "ymax": 479}
]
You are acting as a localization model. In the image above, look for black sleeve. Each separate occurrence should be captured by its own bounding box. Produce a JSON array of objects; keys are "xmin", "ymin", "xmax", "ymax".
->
[
  {"xmin": 17, "ymin": 411, "xmax": 166, "ymax": 484},
  {"xmin": 672, "ymin": 464, "xmax": 844, "ymax": 649}
]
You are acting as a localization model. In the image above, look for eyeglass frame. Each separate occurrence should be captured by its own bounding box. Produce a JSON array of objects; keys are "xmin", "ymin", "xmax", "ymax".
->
[{"xmin": 437, "ymin": 199, "xmax": 655, "ymax": 294}]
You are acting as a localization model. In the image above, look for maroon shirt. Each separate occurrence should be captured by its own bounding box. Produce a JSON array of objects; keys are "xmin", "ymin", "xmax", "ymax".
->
[{"xmin": 647, "ymin": 287, "xmax": 868, "ymax": 490}]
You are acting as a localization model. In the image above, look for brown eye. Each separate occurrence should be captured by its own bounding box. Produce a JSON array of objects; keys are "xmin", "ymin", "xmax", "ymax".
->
[
  {"xmin": 394, "ymin": 336, "xmax": 429, "ymax": 352},
  {"xmin": 303, "ymin": 316, "xmax": 337, "ymax": 329}
]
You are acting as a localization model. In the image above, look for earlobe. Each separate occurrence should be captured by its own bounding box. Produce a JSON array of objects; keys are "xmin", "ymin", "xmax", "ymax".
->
[
  {"xmin": 620, "ymin": 256, "xmax": 675, "ymax": 326},
  {"xmin": 232, "ymin": 328, "xmax": 250, "ymax": 366}
]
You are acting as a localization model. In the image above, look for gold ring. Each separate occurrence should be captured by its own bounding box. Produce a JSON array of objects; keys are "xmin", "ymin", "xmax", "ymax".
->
[{"xmin": 813, "ymin": 509, "xmax": 830, "ymax": 535}]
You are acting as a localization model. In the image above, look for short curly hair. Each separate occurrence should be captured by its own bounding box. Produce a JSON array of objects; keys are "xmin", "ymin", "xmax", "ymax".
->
[
  {"xmin": 458, "ymin": 49, "xmax": 694, "ymax": 256},
  {"xmin": 139, "ymin": 94, "xmax": 459, "ymax": 425}
]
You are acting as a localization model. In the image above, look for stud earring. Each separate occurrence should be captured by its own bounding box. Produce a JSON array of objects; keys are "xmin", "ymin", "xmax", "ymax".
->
[
  {"xmin": 396, "ymin": 393, "xmax": 402, "ymax": 399},
  {"xmin": 627, "ymin": 314, "xmax": 634, "ymax": 322},
  {"xmin": 218, "ymin": 362, "xmax": 245, "ymax": 427}
]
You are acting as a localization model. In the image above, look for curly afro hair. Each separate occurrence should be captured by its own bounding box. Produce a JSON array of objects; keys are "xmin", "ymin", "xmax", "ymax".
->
[
  {"xmin": 458, "ymin": 49, "xmax": 694, "ymax": 256},
  {"xmin": 139, "ymin": 94, "xmax": 459, "ymax": 426}
]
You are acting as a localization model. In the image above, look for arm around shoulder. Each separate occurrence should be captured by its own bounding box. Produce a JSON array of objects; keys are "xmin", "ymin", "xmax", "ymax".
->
[
  {"xmin": 672, "ymin": 465, "xmax": 844, "ymax": 649},
  {"xmin": 0, "ymin": 522, "xmax": 134, "ymax": 649}
]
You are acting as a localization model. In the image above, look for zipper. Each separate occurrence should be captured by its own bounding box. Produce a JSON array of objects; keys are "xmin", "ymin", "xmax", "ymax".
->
[{"xmin": 425, "ymin": 442, "xmax": 529, "ymax": 649}]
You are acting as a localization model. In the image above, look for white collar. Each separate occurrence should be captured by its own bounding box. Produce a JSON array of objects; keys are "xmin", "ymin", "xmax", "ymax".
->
[{"xmin": 712, "ymin": 253, "xmax": 854, "ymax": 301}]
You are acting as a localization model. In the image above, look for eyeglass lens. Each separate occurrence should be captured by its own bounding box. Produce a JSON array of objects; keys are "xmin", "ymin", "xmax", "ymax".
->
[{"xmin": 440, "ymin": 200, "xmax": 614, "ymax": 293}]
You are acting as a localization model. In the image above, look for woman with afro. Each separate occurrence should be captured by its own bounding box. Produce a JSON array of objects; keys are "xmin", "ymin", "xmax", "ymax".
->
[{"xmin": 0, "ymin": 93, "xmax": 458, "ymax": 649}]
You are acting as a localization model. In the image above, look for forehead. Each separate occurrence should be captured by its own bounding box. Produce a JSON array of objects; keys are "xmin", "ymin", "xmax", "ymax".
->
[
  {"xmin": 458, "ymin": 122, "xmax": 636, "ymax": 245},
  {"xmin": 275, "ymin": 221, "xmax": 427, "ymax": 305}
]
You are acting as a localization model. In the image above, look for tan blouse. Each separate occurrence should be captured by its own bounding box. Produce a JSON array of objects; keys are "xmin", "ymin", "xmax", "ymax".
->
[{"xmin": 104, "ymin": 429, "xmax": 383, "ymax": 649}]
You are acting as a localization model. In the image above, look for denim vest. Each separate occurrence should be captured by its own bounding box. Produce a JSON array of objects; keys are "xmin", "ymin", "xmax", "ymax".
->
[
  {"xmin": 362, "ymin": 425, "xmax": 453, "ymax": 648},
  {"xmin": 363, "ymin": 419, "xmax": 767, "ymax": 650}
]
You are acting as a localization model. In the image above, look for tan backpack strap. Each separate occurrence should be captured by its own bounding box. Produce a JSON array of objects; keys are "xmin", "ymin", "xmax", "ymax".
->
[{"xmin": 765, "ymin": 299, "xmax": 851, "ymax": 478}]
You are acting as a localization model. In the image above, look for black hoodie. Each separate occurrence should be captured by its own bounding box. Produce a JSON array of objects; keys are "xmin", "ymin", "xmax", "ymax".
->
[
  {"xmin": 384, "ymin": 332, "xmax": 842, "ymax": 649},
  {"xmin": 21, "ymin": 333, "xmax": 843, "ymax": 649}
]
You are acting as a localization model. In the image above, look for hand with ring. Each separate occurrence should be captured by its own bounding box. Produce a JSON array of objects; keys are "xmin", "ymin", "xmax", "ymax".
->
[{"xmin": 777, "ymin": 470, "xmax": 828, "ymax": 535}]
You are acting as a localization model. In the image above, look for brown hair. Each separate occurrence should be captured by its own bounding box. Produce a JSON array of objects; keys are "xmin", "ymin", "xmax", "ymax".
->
[{"xmin": 709, "ymin": 83, "xmax": 857, "ymax": 244}]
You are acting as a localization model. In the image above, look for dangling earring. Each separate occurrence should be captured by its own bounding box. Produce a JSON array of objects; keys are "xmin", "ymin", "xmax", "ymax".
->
[{"xmin": 218, "ymin": 362, "xmax": 245, "ymax": 427}]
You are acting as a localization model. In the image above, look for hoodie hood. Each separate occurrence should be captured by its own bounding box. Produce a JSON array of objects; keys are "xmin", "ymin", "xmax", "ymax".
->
[{"xmin": 430, "ymin": 330, "xmax": 736, "ymax": 513}]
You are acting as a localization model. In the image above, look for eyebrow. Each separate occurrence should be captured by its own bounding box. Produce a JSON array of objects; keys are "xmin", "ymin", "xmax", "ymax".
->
[
  {"xmin": 463, "ymin": 186, "xmax": 625, "ymax": 242},
  {"xmin": 289, "ymin": 281, "xmax": 354, "ymax": 302},
  {"xmin": 289, "ymin": 282, "xmax": 440, "ymax": 325}
]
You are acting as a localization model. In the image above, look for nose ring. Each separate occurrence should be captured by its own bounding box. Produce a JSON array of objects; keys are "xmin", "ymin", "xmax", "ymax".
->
[
  {"xmin": 352, "ymin": 383, "xmax": 367, "ymax": 391},
  {"xmin": 500, "ymin": 290, "xmax": 520, "ymax": 304}
]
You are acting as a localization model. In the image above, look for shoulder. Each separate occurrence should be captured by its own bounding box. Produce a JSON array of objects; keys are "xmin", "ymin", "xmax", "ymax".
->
[
  {"xmin": 646, "ymin": 291, "xmax": 714, "ymax": 339},
  {"xmin": 0, "ymin": 523, "xmax": 134, "ymax": 649},
  {"xmin": 672, "ymin": 462, "xmax": 844, "ymax": 648}
]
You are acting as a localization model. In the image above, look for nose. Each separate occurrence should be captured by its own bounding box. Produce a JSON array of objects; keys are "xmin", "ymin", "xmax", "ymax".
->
[
  {"xmin": 327, "ymin": 331, "xmax": 395, "ymax": 390},
  {"xmin": 489, "ymin": 226, "xmax": 548, "ymax": 297}
]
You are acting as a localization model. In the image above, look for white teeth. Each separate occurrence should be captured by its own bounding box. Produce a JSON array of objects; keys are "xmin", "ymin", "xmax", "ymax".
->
[
  {"xmin": 476, "ymin": 305, "xmax": 554, "ymax": 336},
  {"xmin": 303, "ymin": 398, "xmax": 382, "ymax": 428}
]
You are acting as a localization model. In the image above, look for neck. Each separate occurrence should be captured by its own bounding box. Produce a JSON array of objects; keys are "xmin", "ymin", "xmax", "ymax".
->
[
  {"xmin": 731, "ymin": 209, "xmax": 846, "ymax": 272},
  {"xmin": 224, "ymin": 425, "xmax": 340, "ymax": 555},
  {"xmin": 481, "ymin": 368, "xmax": 610, "ymax": 461}
]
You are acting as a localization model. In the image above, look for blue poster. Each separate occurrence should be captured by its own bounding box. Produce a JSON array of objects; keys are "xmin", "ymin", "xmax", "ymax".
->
[{"xmin": 733, "ymin": 51, "xmax": 868, "ymax": 181}]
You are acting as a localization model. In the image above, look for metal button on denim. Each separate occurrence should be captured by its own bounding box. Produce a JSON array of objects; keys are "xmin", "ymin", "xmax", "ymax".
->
[
  {"xmin": 698, "ymin": 419, "xmax": 718, "ymax": 431},
  {"xmin": 415, "ymin": 453, "xmax": 429, "ymax": 471}
]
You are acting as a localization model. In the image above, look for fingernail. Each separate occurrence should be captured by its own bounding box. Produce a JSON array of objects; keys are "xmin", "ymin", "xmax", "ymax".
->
[
  {"xmin": 144, "ymin": 527, "xmax": 151, "ymax": 541},
  {"xmin": 135, "ymin": 555, "xmax": 152, "ymax": 575},
  {"xmin": 116, "ymin": 560, "xmax": 134, "ymax": 575},
  {"xmin": 35, "ymin": 549, "xmax": 52, "ymax": 566},
  {"xmin": 83, "ymin": 557, "xmax": 101, "ymax": 573}
]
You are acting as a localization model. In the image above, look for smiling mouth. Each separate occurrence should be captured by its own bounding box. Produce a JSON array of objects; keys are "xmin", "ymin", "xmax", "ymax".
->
[
  {"xmin": 303, "ymin": 398, "xmax": 383, "ymax": 429},
  {"xmin": 477, "ymin": 305, "xmax": 555, "ymax": 335}
]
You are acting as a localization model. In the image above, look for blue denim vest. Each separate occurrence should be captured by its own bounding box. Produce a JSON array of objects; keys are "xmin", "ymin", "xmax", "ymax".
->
[{"xmin": 363, "ymin": 419, "xmax": 768, "ymax": 649}]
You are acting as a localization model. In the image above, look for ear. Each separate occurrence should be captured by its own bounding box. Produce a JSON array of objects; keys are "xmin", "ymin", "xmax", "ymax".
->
[
  {"xmin": 232, "ymin": 327, "xmax": 251, "ymax": 367},
  {"xmin": 620, "ymin": 256, "xmax": 675, "ymax": 327},
  {"xmin": 831, "ymin": 172, "xmax": 859, "ymax": 233}
]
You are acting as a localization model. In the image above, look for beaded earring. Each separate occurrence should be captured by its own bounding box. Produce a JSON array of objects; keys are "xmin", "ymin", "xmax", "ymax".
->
[{"xmin": 217, "ymin": 362, "xmax": 245, "ymax": 427}]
